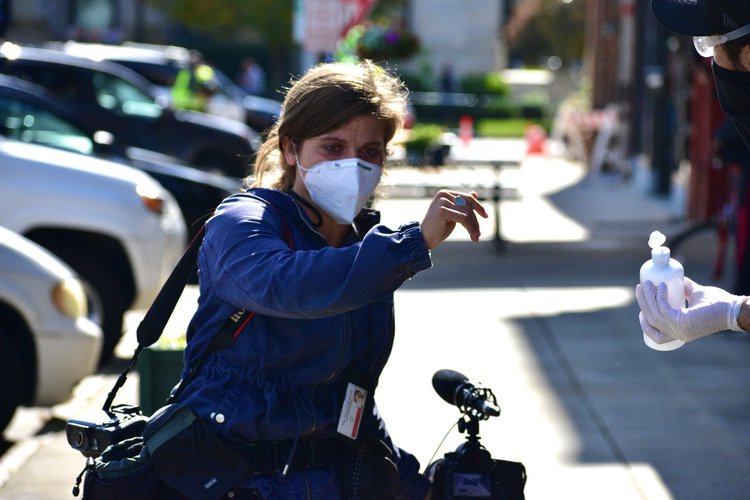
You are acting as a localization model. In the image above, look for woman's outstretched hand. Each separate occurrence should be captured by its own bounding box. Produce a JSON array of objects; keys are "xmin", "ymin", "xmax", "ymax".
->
[{"xmin": 421, "ymin": 190, "xmax": 488, "ymax": 250}]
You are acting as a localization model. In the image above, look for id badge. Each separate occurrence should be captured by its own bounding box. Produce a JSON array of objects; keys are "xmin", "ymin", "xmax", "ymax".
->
[{"xmin": 337, "ymin": 383, "xmax": 367, "ymax": 440}]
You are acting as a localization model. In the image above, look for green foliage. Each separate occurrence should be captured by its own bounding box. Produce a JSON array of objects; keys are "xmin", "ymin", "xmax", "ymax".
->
[
  {"xmin": 460, "ymin": 73, "xmax": 510, "ymax": 96},
  {"xmin": 475, "ymin": 119, "xmax": 551, "ymax": 138},
  {"xmin": 483, "ymin": 96, "xmax": 515, "ymax": 117},
  {"xmin": 394, "ymin": 51, "xmax": 435, "ymax": 92},
  {"xmin": 335, "ymin": 17, "xmax": 420, "ymax": 63},
  {"xmin": 401, "ymin": 123, "xmax": 443, "ymax": 153},
  {"xmin": 371, "ymin": 0, "xmax": 409, "ymax": 17},
  {"xmin": 148, "ymin": 0, "xmax": 293, "ymax": 48},
  {"xmin": 508, "ymin": 0, "xmax": 585, "ymax": 67},
  {"xmin": 410, "ymin": 91, "xmax": 551, "ymax": 127},
  {"xmin": 398, "ymin": 71, "xmax": 432, "ymax": 92}
]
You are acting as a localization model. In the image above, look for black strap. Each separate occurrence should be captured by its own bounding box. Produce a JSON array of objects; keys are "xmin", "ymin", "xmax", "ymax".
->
[
  {"xmin": 237, "ymin": 436, "xmax": 338, "ymax": 476},
  {"xmin": 167, "ymin": 308, "xmax": 255, "ymax": 403},
  {"xmin": 137, "ymin": 225, "xmax": 207, "ymax": 347},
  {"xmin": 168, "ymin": 202, "xmax": 293, "ymax": 404},
  {"xmin": 103, "ymin": 200, "xmax": 291, "ymax": 412},
  {"xmin": 102, "ymin": 225, "xmax": 206, "ymax": 411}
]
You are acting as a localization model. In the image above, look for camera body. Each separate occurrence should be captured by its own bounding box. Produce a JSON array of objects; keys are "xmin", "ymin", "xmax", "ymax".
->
[
  {"xmin": 429, "ymin": 443, "xmax": 526, "ymax": 499},
  {"xmin": 66, "ymin": 404, "xmax": 148, "ymax": 458}
]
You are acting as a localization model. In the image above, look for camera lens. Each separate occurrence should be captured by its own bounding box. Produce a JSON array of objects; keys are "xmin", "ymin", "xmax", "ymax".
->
[{"xmin": 75, "ymin": 430, "xmax": 85, "ymax": 447}]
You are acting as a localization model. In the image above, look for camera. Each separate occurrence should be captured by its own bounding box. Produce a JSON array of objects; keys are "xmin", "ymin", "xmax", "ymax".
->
[
  {"xmin": 429, "ymin": 370, "xmax": 527, "ymax": 499},
  {"xmin": 428, "ymin": 413, "xmax": 527, "ymax": 499},
  {"xmin": 65, "ymin": 404, "xmax": 148, "ymax": 458}
]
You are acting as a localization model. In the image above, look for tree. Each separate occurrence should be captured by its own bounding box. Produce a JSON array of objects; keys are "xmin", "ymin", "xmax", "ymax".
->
[
  {"xmin": 149, "ymin": 0, "xmax": 293, "ymax": 50},
  {"xmin": 506, "ymin": 0, "xmax": 585, "ymax": 68},
  {"xmin": 147, "ymin": 0, "xmax": 293, "ymax": 91}
]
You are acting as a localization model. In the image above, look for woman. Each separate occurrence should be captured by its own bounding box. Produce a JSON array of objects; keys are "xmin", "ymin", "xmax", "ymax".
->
[{"xmin": 178, "ymin": 60, "xmax": 487, "ymax": 498}]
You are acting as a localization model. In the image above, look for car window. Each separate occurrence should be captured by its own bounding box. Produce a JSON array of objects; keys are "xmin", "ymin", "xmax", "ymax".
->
[
  {"xmin": 0, "ymin": 94, "xmax": 94, "ymax": 154},
  {"xmin": 91, "ymin": 72, "xmax": 162, "ymax": 118},
  {"xmin": 3, "ymin": 62, "xmax": 83, "ymax": 102},
  {"xmin": 113, "ymin": 60, "xmax": 179, "ymax": 88}
]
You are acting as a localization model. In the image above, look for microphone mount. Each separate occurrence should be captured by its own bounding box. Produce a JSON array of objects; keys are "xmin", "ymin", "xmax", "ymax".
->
[{"xmin": 454, "ymin": 383, "xmax": 499, "ymax": 421}]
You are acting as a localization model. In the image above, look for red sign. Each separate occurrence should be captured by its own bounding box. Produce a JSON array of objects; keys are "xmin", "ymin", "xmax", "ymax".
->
[
  {"xmin": 302, "ymin": 0, "xmax": 377, "ymax": 53},
  {"xmin": 340, "ymin": 0, "xmax": 378, "ymax": 35}
]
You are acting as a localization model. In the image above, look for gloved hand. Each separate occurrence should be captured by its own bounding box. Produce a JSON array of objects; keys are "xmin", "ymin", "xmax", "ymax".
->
[{"xmin": 635, "ymin": 277, "xmax": 747, "ymax": 344}]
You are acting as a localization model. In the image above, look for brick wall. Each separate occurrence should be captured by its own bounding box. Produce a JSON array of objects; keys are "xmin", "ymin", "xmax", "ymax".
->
[{"xmin": 584, "ymin": 0, "xmax": 620, "ymax": 108}]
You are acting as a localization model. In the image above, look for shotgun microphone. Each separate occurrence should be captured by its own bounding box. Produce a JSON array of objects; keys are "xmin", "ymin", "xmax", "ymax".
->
[{"xmin": 432, "ymin": 369, "xmax": 500, "ymax": 419}]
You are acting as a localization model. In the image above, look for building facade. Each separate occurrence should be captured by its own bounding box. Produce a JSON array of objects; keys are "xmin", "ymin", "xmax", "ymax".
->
[
  {"xmin": 409, "ymin": 0, "xmax": 504, "ymax": 79},
  {"xmin": 4, "ymin": 0, "xmax": 166, "ymax": 44}
]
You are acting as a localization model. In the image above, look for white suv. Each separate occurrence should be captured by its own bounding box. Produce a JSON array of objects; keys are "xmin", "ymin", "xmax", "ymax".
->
[
  {"xmin": 0, "ymin": 226, "xmax": 102, "ymax": 432},
  {"xmin": 0, "ymin": 137, "xmax": 187, "ymax": 363}
]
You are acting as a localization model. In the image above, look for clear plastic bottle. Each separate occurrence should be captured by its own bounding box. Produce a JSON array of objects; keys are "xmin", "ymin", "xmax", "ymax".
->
[{"xmin": 639, "ymin": 231, "xmax": 686, "ymax": 351}]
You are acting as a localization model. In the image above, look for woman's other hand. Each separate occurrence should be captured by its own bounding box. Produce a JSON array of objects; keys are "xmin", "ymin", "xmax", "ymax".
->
[{"xmin": 421, "ymin": 190, "xmax": 488, "ymax": 250}]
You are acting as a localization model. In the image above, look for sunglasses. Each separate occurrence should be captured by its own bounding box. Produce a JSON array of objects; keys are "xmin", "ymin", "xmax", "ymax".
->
[{"xmin": 694, "ymin": 22, "xmax": 750, "ymax": 57}]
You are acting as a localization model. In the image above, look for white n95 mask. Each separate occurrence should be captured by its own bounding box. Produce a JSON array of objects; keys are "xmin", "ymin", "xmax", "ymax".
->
[{"xmin": 297, "ymin": 157, "xmax": 382, "ymax": 224}]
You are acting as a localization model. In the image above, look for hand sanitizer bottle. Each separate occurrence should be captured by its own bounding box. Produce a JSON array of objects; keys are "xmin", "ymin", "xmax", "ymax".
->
[{"xmin": 639, "ymin": 231, "xmax": 686, "ymax": 351}]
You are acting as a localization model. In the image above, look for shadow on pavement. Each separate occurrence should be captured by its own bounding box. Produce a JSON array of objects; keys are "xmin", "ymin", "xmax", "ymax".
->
[{"xmin": 402, "ymin": 225, "xmax": 750, "ymax": 498}]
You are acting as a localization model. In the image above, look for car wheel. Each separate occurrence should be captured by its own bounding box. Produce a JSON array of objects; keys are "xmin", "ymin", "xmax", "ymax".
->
[
  {"xmin": 0, "ymin": 330, "xmax": 27, "ymax": 432},
  {"xmin": 47, "ymin": 247, "xmax": 128, "ymax": 366}
]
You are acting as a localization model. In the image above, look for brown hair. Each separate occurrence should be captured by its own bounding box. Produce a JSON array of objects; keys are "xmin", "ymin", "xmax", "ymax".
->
[
  {"xmin": 722, "ymin": 37, "xmax": 750, "ymax": 70},
  {"xmin": 248, "ymin": 60, "xmax": 408, "ymax": 190}
]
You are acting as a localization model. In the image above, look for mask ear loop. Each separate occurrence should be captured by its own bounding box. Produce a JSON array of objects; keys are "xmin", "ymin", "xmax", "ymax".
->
[{"xmin": 290, "ymin": 146, "xmax": 324, "ymax": 227}]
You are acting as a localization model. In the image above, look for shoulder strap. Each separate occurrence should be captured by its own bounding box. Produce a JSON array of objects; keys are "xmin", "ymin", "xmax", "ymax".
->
[
  {"xmin": 168, "ymin": 201, "xmax": 293, "ymax": 404},
  {"xmin": 136, "ymin": 225, "xmax": 206, "ymax": 348},
  {"xmin": 103, "ymin": 200, "xmax": 292, "ymax": 412},
  {"xmin": 101, "ymin": 225, "xmax": 206, "ymax": 412}
]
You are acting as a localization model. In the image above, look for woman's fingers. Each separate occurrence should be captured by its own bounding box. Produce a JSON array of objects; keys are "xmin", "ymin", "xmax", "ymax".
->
[
  {"xmin": 421, "ymin": 191, "xmax": 488, "ymax": 249},
  {"xmin": 441, "ymin": 191, "xmax": 487, "ymax": 242},
  {"xmin": 448, "ymin": 191, "xmax": 488, "ymax": 218}
]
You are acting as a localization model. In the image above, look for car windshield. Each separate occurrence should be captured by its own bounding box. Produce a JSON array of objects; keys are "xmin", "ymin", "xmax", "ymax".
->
[
  {"xmin": 92, "ymin": 72, "xmax": 162, "ymax": 118},
  {"xmin": 0, "ymin": 94, "xmax": 94, "ymax": 154}
]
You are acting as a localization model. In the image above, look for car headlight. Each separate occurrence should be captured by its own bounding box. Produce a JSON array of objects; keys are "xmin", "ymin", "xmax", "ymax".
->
[
  {"xmin": 51, "ymin": 277, "xmax": 88, "ymax": 319},
  {"xmin": 136, "ymin": 182, "xmax": 165, "ymax": 214}
]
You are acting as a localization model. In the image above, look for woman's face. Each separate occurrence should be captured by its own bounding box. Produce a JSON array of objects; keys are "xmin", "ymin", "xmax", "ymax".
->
[{"xmin": 285, "ymin": 113, "xmax": 386, "ymax": 178}]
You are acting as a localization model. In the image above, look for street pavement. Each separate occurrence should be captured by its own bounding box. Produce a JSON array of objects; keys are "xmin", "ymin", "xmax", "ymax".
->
[{"xmin": 2, "ymin": 138, "xmax": 750, "ymax": 499}]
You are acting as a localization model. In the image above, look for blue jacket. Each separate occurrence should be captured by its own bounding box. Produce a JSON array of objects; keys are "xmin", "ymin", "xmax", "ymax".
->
[{"xmin": 179, "ymin": 187, "xmax": 432, "ymax": 464}]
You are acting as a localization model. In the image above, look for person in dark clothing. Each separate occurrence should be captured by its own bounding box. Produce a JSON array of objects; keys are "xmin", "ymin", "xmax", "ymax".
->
[
  {"xmin": 637, "ymin": 1, "xmax": 750, "ymax": 345},
  {"xmin": 178, "ymin": 59, "xmax": 487, "ymax": 498},
  {"xmin": 713, "ymin": 119, "xmax": 750, "ymax": 295}
]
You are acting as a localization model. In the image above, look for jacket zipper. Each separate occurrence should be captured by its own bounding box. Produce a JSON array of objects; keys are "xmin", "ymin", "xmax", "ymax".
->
[
  {"xmin": 288, "ymin": 194, "xmax": 361, "ymax": 434},
  {"xmin": 292, "ymin": 198, "xmax": 349, "ymax": 434},
  {"xmin": 308, "ymin": 313, "xmax": 349, "ymax": 433}
]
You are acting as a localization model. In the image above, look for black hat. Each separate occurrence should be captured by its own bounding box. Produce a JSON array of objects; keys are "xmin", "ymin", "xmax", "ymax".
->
[{"xmin": 651, "ymin": 0, "xmax": 750, "ymax": 36}]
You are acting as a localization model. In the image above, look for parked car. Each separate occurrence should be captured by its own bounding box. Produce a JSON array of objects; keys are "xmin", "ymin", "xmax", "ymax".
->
[
  {"xmin": 46, "ymin": 41, "xmax": 282, "ymax": 134},
  {"xmin": 0, "ymin": 225, "xmax": 102, "ymax": 432},
  {"xmin": 0, "ymin": 42, "xmax": 260, "ymax": 178},
  {"xmin": 0, "ymin": 137, "xmax": 186, "ymax": 364},
  {"xmin": 0, "ymin": 74, "xmax": 239, "ymax": 241}
]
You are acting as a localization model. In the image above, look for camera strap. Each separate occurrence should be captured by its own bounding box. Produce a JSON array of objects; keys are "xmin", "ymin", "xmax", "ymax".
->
[
  {"xmin": 102, "ymin": 198, "xmax": 292, "ymax": 413},
  {"xmin": 101, "ymin": 224, "xmax": 208, "ymax": 412},
  {"xmin": 167, "ymin": 205, "xmax": 293, "ymax": 404}
]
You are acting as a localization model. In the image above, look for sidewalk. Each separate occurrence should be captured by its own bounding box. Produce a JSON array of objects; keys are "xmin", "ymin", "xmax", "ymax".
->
[{"xmin": 3, "ymin": 139, "xmax": 750, "ymax": 499}]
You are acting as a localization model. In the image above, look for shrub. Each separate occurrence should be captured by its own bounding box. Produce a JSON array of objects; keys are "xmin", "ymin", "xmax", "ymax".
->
[
  {"xmin": 461, "ymin": 72, "xmax": 510, "ymax": 96},
  {"xmin": 401, "ymin": 123, "xmax": 443, "ymax": 154}
]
